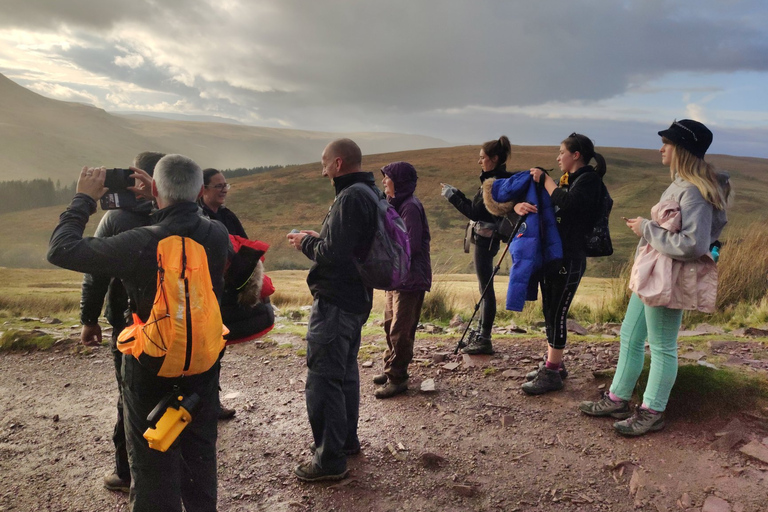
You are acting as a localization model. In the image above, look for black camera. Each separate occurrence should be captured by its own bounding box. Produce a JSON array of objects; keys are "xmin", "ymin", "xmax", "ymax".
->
[{"xmin": 100, "ymin": 168, "xmax": 138, "ymax": 210}]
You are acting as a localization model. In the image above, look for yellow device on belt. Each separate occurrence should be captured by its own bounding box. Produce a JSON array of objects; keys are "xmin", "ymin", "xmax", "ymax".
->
[{"xmin": 144, "ymin": 387, "xmax": 201, "ymax": 452}]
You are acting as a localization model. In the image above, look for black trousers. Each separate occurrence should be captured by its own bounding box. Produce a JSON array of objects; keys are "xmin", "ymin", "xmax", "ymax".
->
[
  {"xmin": 540, "ymin": 257, "xmax": 586, "ymax": 350},
  {"xmin": 473, "ymin": 235, "xmax": 501, "ymax": 337},
  {"xmin": 122, "ymin": 356, "xmax": 219, "ymax": 512},
  {"xmin": 109, "ymin": 332, "xmax": 130, "ymax": 481},
  {"xmin": 305, "ymin": 297, "xmax": 370, "ymax": 472}
]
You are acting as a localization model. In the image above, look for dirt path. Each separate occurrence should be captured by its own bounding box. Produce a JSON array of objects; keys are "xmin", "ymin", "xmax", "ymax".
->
[{"xmin": 1, "ymin": 327, "xmax": 767, "ymax": 512}]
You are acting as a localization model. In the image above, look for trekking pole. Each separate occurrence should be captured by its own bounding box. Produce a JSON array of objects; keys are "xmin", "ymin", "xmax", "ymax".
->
[{"xmin": 453, "ymin": 215, "xmax": 526, "ymax": 355}]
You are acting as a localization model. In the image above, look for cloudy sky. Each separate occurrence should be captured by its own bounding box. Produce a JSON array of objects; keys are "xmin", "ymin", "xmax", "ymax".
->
[{"xmin": 1, "ymin": 0, "xmax": 767, "ymax": 158}]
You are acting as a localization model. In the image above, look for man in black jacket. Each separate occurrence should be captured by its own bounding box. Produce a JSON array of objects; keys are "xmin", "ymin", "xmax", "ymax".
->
[
  {"xmin": 48, "ymin": 155, "xmax": 229, "ymax": 512},
  {"xmin": 78, "ymin": 151, "xmax": 164, "ymax": 493},
  {"xmin": 287, "ymin": 138, "xmax": 377, "ymax": 482}
]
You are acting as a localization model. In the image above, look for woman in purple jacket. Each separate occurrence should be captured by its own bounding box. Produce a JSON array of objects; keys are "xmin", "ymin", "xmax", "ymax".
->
[{"xmin": 373, "ymin": 162, "xmax": 432, "ymax": 399}]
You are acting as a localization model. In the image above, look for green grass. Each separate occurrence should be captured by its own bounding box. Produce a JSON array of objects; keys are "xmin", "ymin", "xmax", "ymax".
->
[
  {"xmin": 0, "ymin": 329, "xmax": 57, "ymax": 352},
  {"xmin": 595, "ymin": 358, "xmax": 768, "ymax": 421}
]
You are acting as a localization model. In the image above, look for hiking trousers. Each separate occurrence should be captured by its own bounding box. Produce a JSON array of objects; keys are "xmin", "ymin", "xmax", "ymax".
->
[
  {"xmin": 610, "ymin": 293, "xmax": 683, "ymax": 412},
  {"xmin": 473, "ymin": 235, "xmax": 500, "ymax": 337},
  {"xmin": 305, "ymin": 297, "xmax": 370, "ymax": 472},
  {"xmin": 109, "ymin": 332, "xmax": 130, "ymax": 482},
  {"xmin": 382, "ymin": 290, "xmax": 426, "ymax": 384},
  {"xmin": 122, "ymin": 355, "xmax": 219, "ymax": 512}
]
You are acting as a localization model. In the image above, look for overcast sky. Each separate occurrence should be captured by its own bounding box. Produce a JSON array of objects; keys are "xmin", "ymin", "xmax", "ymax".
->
[{"xmin": 1, "ymin": 0, "xmax": 767, "ymax": 158}]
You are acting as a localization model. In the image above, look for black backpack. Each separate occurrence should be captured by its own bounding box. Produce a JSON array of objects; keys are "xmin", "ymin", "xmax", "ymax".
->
[{"xmin": 585, "ymin": 180, "xmax": 613, "ymax": 257}]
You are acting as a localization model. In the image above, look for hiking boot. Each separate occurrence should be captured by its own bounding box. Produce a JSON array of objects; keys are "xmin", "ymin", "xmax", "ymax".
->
[
  {"xmin": 578, "ymin": 392, "xmax": 632, "ymax": 419},
  {"xmin": 613, "ymin": 406, "xmax": 665, "ymax": 436},
  {"xmin": 218, "ymin": 403, "xmax": 236, "ymax": 420},
  {"xmin": 374, "ymin": 380, "xmax": 408, "ymax": 399},
  {"xmin": 372, "ymin": 373, "xmax": 388, "ymax": 385},
  {"xmin": 461, "ymin": 335, "xmax": 493, "ymax": 355},
  {"xmin": 309, "ymin": 441, "xmax": 361, "ymax": 456},
  {"xmin": 294, "ymin": 462, "xmax": 349, "ymax": 482},
  {"xmin": 103, "ymin": 473, "xmax": 130, "ymax": 493},
  {"xmin": 526, "ymin": 361, "xmax": 568, "ymax": 381},
  {"xmin": 521, "ymin": 367, "xmax": 563, "ymax": 395}
]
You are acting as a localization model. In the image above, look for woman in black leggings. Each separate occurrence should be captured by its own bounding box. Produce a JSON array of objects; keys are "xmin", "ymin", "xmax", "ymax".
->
[
  {"xmin": 441, "ymin": 136, "xmax": 513, "ymax": 354},
  {"xmin": 517, "ymin": 133, "xmax": 606, "ymax": 394}
]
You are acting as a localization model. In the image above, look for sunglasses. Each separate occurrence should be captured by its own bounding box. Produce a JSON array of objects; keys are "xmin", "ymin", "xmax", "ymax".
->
[{"xmin": 672, "ymin": 120, "xmax": 698, "ymax": 141}]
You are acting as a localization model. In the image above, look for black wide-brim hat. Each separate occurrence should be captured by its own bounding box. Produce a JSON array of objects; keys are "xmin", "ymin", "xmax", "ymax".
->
[{"xmin": 658, "ymin": 119, "xmax": 712, "ymax": 159}]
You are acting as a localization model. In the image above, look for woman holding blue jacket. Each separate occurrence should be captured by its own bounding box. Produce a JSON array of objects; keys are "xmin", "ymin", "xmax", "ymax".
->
[{"xmin": 489, "ymin": 133, "xmax": 605, "ymax": 395}]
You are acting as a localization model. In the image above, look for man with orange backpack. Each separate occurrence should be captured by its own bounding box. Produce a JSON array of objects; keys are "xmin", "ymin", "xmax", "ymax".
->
[{"xmin": 48, "ymin": 155, "xmax": 229, "ymax": 512}]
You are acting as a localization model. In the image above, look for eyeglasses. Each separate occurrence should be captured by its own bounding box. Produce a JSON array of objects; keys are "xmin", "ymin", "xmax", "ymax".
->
[
  {"xmin": 206, "ymin": 183, "xmax": 230, "ymax": 191},
  {"xmin": 673, "ymin": 120, "xmax": 698, "ymax": 141}
]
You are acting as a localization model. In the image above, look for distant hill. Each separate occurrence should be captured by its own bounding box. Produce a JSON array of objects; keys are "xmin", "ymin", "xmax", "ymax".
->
[
  {"xmin": 0, "ymin": 73, "xmax": 450, "ymax": 182},
  {"xmin": 4, "ymin": 145, "xmax": 765, "ymax": 277}
]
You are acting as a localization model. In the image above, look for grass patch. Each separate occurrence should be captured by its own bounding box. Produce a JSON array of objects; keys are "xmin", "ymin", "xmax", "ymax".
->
[
  {"xmin": 616, "ymin": 358, "xmax": 768, "ymax": 421},
  {"xmin": 421, "ymin": 283, "xmax": 456, "ymax": 323},
  {"xmin": 0, "ymin": 329, "xmax": 57, "ymax": 352}
]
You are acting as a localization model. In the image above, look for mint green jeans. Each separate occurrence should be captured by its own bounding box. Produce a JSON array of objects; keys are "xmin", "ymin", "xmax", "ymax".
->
[{"xmin": 609, "ymin": 293, "xmax": 683, "ymax": 412}]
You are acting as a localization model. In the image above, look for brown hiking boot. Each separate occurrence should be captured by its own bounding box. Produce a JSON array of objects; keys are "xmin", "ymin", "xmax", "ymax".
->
[{"xmin": 374, "ymin": 380, "xmax": 408, "ymax": 399}]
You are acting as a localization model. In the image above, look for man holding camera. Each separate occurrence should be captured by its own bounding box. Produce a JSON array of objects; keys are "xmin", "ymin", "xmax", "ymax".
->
[
  {"xmin": 48, "ymin": 155, "xmax": 229, "ymax": 512},
  {"xmin": 286, "ymin": 138, "xmax": 377, "ymax": 482},
  {"xmin": 78, "ymin": 151, "xmax": 164, "ymax": 493}
]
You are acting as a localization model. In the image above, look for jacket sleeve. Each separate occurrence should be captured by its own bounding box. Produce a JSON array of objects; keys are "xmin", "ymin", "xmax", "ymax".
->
[
  {"xmin": 641, "ymin": 188, "xmax": 713, "ymax": 261},
  {"xmin": 301, "ymin": 191, "xmax": 371, "ymax": 265},
  {"xmin": 550, "ymin": 172, "xmax": 601, "ymax": 216},
  {"xmin": 48, "ymin": 194, "xmax": 152, "ymax": 279},
  {"xmin": 447, "ymin": 187, "xmax": 485, "ymax": 221},
  {"xmin": 398, "ymin": 201, "xmax": 424, "ymax": 258},
  {"xmin": 79, "ymin": 212, "xmax": 115, "ymax": 325}
]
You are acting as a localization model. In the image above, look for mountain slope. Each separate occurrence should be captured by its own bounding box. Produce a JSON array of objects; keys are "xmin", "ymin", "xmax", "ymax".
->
[{"xmin": 0, "ymin": 73, "xmax": 449, "ymax": 181}]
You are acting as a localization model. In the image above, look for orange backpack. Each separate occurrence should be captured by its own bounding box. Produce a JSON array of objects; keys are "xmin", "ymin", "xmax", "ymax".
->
[{"xmin": 117, "ymin": 234, "xmax": 228, "ymax": 377}]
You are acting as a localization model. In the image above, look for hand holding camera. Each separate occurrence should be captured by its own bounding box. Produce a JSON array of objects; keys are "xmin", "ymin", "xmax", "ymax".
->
[{"xmin": 77, "ymin": 166, "xmax": 109, "ymax": 201}]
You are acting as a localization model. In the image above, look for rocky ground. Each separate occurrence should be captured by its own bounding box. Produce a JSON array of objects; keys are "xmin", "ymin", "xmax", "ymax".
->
[{"xmin": 1, "ymin": 317, "xmax": 768, "ymax": 512}]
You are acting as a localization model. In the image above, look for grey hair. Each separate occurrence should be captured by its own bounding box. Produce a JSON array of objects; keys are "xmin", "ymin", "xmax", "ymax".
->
[{"xmin": 153, "ymin": 154, "xmax": 203, "ymax": 203}]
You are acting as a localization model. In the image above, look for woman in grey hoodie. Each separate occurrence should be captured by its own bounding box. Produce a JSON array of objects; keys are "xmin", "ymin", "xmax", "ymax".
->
[{"xmin": 579, "ymin": 119, "xmax": 731, "ymax": 436}]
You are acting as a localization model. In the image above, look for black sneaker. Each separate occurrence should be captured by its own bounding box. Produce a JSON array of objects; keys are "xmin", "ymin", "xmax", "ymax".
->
[
  {"xmin": 309, "ymin": 442, "xmax": 361, "ymax": 456},
  {"xmin": 521, "ymin": 367, "xmax": 563, "ymax": 395},
  {"xmin": 372, "ymin": 373, "xmax": 388, "ymax": 385},
  {"xmin": 578, "ymin": 392, "xmax": 632, "ymax": 419},
  {"xmin": 613, "ymin": 406, "xmax": 665, "ymax": 436},
  {"xmin": 294, "ymin": 462, "xmax": 349, "ymax": 482},
  {"xmin": 218, "ymin": 403, "xmax": 236, "ymax": 420},
  {"xmin": 103, "ymin": 473, "xmax": 130, "ymax": 493},
  {"xmin": 461, "ymin": 335, "xmax": 493, "ymax": 355},
  {"xmin": 525, "ymin": 361, "xmax": 568, "ymax": 381}
]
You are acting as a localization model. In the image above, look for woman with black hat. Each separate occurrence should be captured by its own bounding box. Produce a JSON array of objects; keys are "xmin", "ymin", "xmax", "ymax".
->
[
  {"xmin": 440, "ymin": 136, "xmax": 513, "ymax": 355},
  {"xmin": 578, "ymin": 119, "xmax": 731, "ymax": 436}
]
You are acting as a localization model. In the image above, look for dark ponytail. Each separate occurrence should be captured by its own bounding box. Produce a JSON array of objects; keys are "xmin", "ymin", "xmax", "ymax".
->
[
  {"xmin": 562, "ymin": 133, "xmax": 606, "ymax": 177},
  {"xmin": 482, "ymin": 135, "xmax": 511, "ymax": 166}
]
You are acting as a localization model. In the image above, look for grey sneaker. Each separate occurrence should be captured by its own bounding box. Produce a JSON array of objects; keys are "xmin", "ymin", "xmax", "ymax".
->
[
  {"xmin": 374, "ymin": 380, "xmax": 408, "ymax": 399},
  {"xmin": 613, "ymin": 406, "xmax": 665, "ymax": 436},
  {"xmin": 103, "ymin": 473, "xmax": 130, "ymax": 493},
  {"xmin": 461, "ymin": 335, "xmax": 494, "ymax": 355},
  {"xmin": 294, "ymin": 462, "xmax": 349, "ymax": 482},
  {"xmin": 579, "ymin": 392, "xmax": 632, "ymax": 419},
  {"xmin": 521, "ymin": 367, "xmax": 563, "ymax": 395},
  {"xmin": 526, "ymin": 361, "xmax": 568, "ymax": 381},
  {"xmin": 372, "ymin": 373, "xmax": 388, "ymax": 385}
]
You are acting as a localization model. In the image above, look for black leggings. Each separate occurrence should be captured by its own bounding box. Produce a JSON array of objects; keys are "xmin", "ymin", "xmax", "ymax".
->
[
  {"xmin": 473, "ymin": 235, "xmax": 500, "ymax": 337},
  {"xmin": 541, "ymin": 257, "xmax": 586, "ymax": 350}
]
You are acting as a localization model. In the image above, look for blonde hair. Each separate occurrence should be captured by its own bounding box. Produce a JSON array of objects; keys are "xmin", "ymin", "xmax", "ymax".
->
[{"xmin": 664, "ymin": 138, "xmax": 730, "ymax": 210}]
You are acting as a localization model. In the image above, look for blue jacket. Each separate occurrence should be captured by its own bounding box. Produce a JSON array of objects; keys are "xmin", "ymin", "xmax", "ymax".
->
[{"xmin": 483, "ymin": 173, "xmax": 563, "ymax": 311}]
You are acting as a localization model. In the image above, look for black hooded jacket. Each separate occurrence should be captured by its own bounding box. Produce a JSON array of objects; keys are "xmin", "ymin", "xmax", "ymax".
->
[
  {"xmin": 448, "ymin": 164, "xmax": 514, "ymax": 226},
  {"xmin": 300, "ymin": 172, "xmax": 378, "ymax": 314}
]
